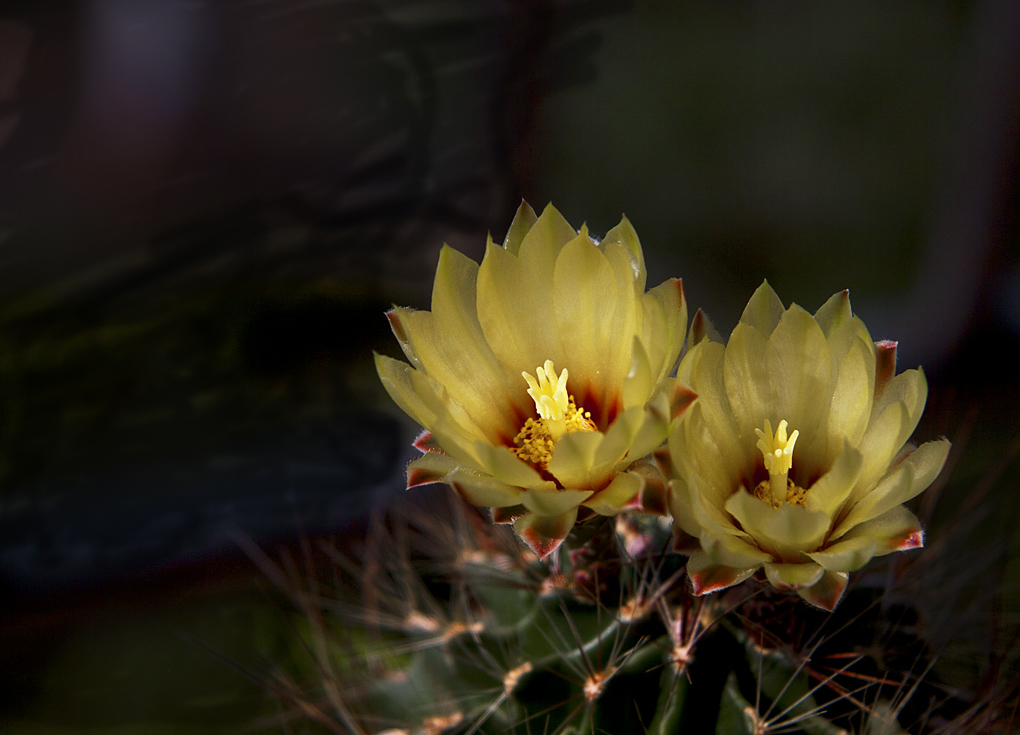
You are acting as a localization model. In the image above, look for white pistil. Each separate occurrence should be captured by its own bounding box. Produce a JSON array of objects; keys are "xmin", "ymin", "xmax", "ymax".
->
[
  {"xmin": 523, "ymin": 359, "xmax": 569, "ymax": 440},
  {"xmin": 755, "ymin": 419, "xmax": 799, "ymax": 505}
]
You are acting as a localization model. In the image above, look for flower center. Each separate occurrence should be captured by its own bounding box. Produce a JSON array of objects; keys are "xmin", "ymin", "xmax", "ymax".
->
[
  {"xmin": 753, "ymin": 419, "xmax": 807, "ymax": 508},
  {"xmin": 513, "ymin": 360, "xmax": 596, "ymax": 468}
]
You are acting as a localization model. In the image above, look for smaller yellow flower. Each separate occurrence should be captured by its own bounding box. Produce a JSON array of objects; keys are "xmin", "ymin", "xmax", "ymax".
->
[
  {"xmin": 376, "ymin": 202, "xmax": 694, "ymax": 558},
  {"xmin": 667, "ymin": 282, "xmax": 950, "ymax": 610}
]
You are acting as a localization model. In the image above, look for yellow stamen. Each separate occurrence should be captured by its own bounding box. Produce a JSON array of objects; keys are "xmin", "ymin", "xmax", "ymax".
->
[
  {"xmin": 514, "ymin": 360, "xmax": 596, "ymax": 468},
  {"xmin": 754, "ymin": 419, "xmax": 802, "ymax": 506}
]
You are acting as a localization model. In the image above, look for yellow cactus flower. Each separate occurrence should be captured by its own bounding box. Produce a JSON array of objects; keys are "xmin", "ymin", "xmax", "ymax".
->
[
  {"xmin": 376, "ymin": 202, "xmax": 695, "ymax": 558},
  {"xmin": 667, "ymin": 282, "xmax": 950, "ymax": 610}
]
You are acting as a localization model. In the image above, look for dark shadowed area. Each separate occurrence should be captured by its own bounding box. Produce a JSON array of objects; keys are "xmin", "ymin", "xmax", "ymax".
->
[{"xmin": 0, "ymin": 0, "xmax": 1017, "ymax": 732}]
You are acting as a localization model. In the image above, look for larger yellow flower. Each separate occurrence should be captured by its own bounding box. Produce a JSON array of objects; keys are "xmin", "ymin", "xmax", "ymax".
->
[
  {"xmin": 667, "ymin": 282, "xmax": 950, "ymax": 610},
  {"xmin": 376, "ymin": 203, "xmax": 694, "ymax": 557}
]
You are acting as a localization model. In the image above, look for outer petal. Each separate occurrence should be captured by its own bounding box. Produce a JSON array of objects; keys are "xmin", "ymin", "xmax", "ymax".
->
[
  {"xmin": 824, "ymin": 332, "xmax": 875, "ymax": 458},
  {"xmin": 406, "ymin": 452, "xmax": 461, "ymax": 489},
  {"xmin": 517, "ymin": 203, "xmax": 577, "ymax": 275},
  {"xmin": 834, "ymin": 504, "xmax": 924, "ymax": 555},
  {"xmin": 375, "ymin": 353, "xmax": 438, "ymax": 430},
  {"xmin": 739, "ymin": 281, "xmax": 785, "ymax": 336},
  {"xmin": 600, "ymin": 215, "xmax": 647, "ymax": 292},
  {"xmin": 701, "ymin": 533, "xmax": 773, "ymax": 568},
  {"xmin": 686, "ymin": 552, "xmax": 758, "ymax": 595},
  {"xmin": 583, "ymin": 471, "xmax": 643, "ymax": 516},
  {"xmin": 502, "ymin": 200, "xmax": 538, "ymax": 255},
  {"xmin": 763, "ymin": 561, "xmax": 825, "ymax": 590},
  {"xmin": 796, "ymin": 570, "xmax": 849, "ymax": 611},
  {"xmin": 641, "ymin": 277, "xmax": 687, "ymax": 381},
  {"xmin": 621, "ymin": 338, "xmax": 654, "ymax": 411},
  {"xmin": 513, "ymin": 508, "xmax": 578, "ymax": 559},
  {"xmin": 447, "ymin": 468, "xmax": 526, "ymax": 509},
  {"xmin": 520, "ymin": 487, "xmax": 593, "ymax": 517},
  {"xmin": 473, "ymin": 440, "xmax": 553, "ymax": 490},
  {"xmin": 836, "ymin": 439, "xmax": 948, "ymax": 534},
  {"xmin": 813, "ymin": 289, "xmax": 852, "ymax": 337},
  {"xmin": 806, "ymin": 536, "xmax": 878, "ymax": 573}
]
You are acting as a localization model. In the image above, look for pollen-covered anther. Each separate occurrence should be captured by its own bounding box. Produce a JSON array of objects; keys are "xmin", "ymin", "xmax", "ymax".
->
[
  {"xmin": 753, "ymin": 419, "xmax": 805, "ymax": 506},
  {"xmin": 513, "ymin": 360, "xmax": 596, "ymax": 467}
]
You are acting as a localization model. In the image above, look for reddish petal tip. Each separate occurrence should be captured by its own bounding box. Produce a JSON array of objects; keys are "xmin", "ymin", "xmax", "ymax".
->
[
  {"xmin": 520, "ymin": 528, "xmax": 566, "ymax": 560},
  {"xmin": 669, "ymin": 382, "xmax": 698, "ymax": 421},
  {"xmin": 891, "ymin": 528, "xmax": 924, "ymax": 551},
  {"xmin": 407, "ymin": 466, "xmax": 446, "ymax": 489},
  {"xmin": 412, "ymin": 430, "xmax": 444, "ymax": 454},
  {"xmin": 689, "ymin": 565, "xmax": 748, "ymax": 596}
]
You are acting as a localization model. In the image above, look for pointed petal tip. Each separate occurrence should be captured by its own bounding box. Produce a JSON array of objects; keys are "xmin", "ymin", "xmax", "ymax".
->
[
  {"xmin": 797, "ymin": 571, "xmax": 849, "ymax": 612},
  {"xmin": 689, "ymin": 564, "xmax": 754, "ymax": 596},
  {"xmin": 520, "ymin": 526, "xmax": 566, "ymax": 559},
  {"xmin": 412, "ymin": 430, "xmax": 444, "ymax": 454},
  {"xmin": 407, "ymin": 465, "xmax": 447, "ymax": 489},
  {"xmin": 669, "ymin": 382, "xmax": 698, "ymax": 421},
  {"xmin": 385, "ymin": 309, "xmax": 407, "ymax": 342},
  {"xmin": 891, "ymin": 528, "xmax": 924, "ymax": 551}
]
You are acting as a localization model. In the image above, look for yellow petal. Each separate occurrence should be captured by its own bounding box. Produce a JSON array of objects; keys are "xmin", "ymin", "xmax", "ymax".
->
[
  {"xmin": 812, "ymin": 289, "xmax": 852, "ymax": 337},
  {"xmin": 518, "ymin": 203, "xmax": 577, "ymax": 279},
  {"xmin": 406, "ymin": 452, "xmax": 460, "ymax": 489},
  {"xmin": 835, "ymin": 504, "xmax": 924, "ymax": 555},
  {"xmin": 513, "ymin": 508, "xmax": 578, "ymax": 559},
  {"xmin": 447, "ymin": 467, "xmax": 526, "ymax": 508},
  {"xmin": 374, "ymin": 352, "xmax": 438, "ymax": 429},
  {"xmin": 738, "ymin": 280, "xmax": 785, "ymax": 336},
  {"xmin": 837, "ymin": 439, "xmax": 949, "ymax": 533},
  {"xmin": 806, "ymin": 536, "xmax": 878, "ymax": 573},
  {"xmin": 725, "ymin": 490, "xmax": 831, "ymax": 556},
  {"xmin": 686, "ymin": 552, "xmax": 758, "ymax": 595},
  {"xmin": 385, "ymin": 308, "xmax": 423, "ymax": 369},
  {"xmin": 690, "ymin": 308, "xmax": 723, "ymax": 346},
  {"xmin": 668, "ymin": 478, "xmax": 703, "ymax": 537},
  {"xmin": 595, "ymin": 405, "xmax": 644, "ymax": 470},
  {"xmin": 621, "ymin": 337, "xmax": 653, "ymax": 409},
  {"xmin": 502, "ymin": 200, "xmax": 538, "ymax": 255},
  {"xmin": 803, "ymin": 444, "xmax": 863, "ymax": 518},
  {"xmin": 476, "ymin": 240, "xmax": 554, "ymax": 375},
  {"xmin": 763, "ymin": 306, "xmax": 834, "ymax": 465},
  {"xmin": 796, "ymin": 570, "xmax": 848, "ymax": 611},
  {"xmin": 722, "ymin": 321, "xmax": 772, "ymax": 439},
  {"xmin": 825, "ymin": 332, "xmax": 874, "ymax": 458},
  {"xmin": 641, "ymin": 277, "xmax": 688, "ymax": 381},
  {"xmin": 583, "ymin": 471, "xmax": 643, "ymax": 516},
  {"xmin": 701, "ymin": 533, "xmax": 773, "ymax": 567},
  {"xmin": 600, "ymin": 215, "xmax": 647, "ymax": 292},
  {"xmin": 546, "ymin": 431, "xmax": 605, "ymax": 490},
  {"xmin": 552, "ymin": 229, "xmax": 621, "ymax": 409},
  {"xmin": 474, "ymin": 440, "xmax": 554, "ymax": 490},
  {"xmin": 764, "ymin": 561, "xmax": 825, "ymax": 590},
  {"xmin": 854, "ymin": 401, "xmax": 910, "ymax": 503},
  {"xmin": 520, "ymin": 487, "xmax": 593, "ymax": 516}
]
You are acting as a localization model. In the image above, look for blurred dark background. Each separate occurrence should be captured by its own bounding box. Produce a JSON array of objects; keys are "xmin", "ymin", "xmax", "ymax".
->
[{"xmin": 0, "ymin": 0, "xmax": 1017, "ymax": 731}]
